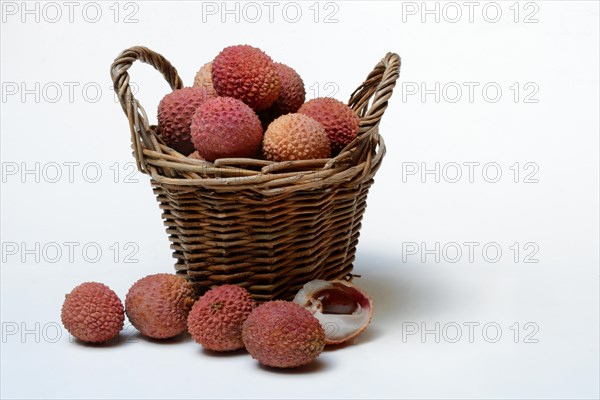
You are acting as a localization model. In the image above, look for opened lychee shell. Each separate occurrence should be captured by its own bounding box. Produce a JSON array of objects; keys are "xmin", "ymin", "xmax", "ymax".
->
[{"xmin": 293, "ymin": 279, "xmax": 372, "ymax": 345}]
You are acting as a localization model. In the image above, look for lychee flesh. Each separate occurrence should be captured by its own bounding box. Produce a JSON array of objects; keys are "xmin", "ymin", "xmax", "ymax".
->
[
  {"xmin": 294, "ymin": 280, "xmax": 373, "ymax": 345},
  {"xmin": 158, "ymin": 87, "xmax": 215, "ymax": 155},
  {"xmin": 61, "ymin": 282, "xmax": 124, "ymax": 343},
  {"xmin": 191, "ymin": 97, "xmax": 263, "ymax": 162},
  {"xmin": 298, "ymin": 97, "xmax": 360, "ymax": 156},
  {"xmin": 262, "ymin": 113, "xmax": 330, "ymax": 162},
  {"xmin": 193, "ymin": 62, "xmax": 216, "ymax": 97},
  {"xmin": 125, "ymin": 274, "xmax": 196, "ymax": 339},
  {"xmin": 242, "ymin": 301, "xmax": 325, "ymax": 368},
  {"xmin": 211, "ymin": 45, "xmax": 280, "ymax": 111},
  {"xmin": 187, "ymin": 284, "xmax": 255, "ymax": 351}
]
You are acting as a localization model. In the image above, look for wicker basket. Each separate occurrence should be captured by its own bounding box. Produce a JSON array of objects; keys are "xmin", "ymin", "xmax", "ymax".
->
[{"xmin": 110, "ymin": 46, "xmax": 400, "ymax": 301}]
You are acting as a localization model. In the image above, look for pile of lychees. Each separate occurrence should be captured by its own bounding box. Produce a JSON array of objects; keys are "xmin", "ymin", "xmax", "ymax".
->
[
  {"xmin": 61, "ymin": 275, "xmax": 372, "ymax": 369},
  {"xmin": 60, "ymin": 45, "xmax": 372, "ymax": 369},
  {"xmin": 157, "ymin": 44, "xmax": 361, "ymax": 162}
]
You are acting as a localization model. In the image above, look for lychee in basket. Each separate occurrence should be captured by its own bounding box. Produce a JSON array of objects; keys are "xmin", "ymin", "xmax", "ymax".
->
[{"xmin": 110, "ymin": 46, "xmax": 401, "ymax": 301}]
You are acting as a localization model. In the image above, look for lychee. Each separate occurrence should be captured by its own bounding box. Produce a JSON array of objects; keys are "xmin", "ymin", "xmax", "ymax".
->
[
  {"xmin": 61, "ymin": 282, "xmax": 124, "ymax": 343},
  {"xmin": 188, "ymin": 150, "xmax": 204, "ymax": 160},
  {"xmin": 125, "ymin": 274, "xmax": 196, "ymax": 339},
  {"xmin": 193, "ymin": 62, "xmax": 216, "ymax": 97},
  {"xmin": 294, "ymin": 280, "xmax": 373, "ymax": 345},
  {"xmin": 270, "ymin": 62, "xmax": 305, "ymax": 115},
  {"xmin": 258, "ymin": 62, "xmax": 306, "ymax": 128},
  {"xmin": 187, "ymin": 285, "xmax": 255, "ymax": 352},
  {"xmin": 191, "ymin": 97, "xmax": 263, "ymax": 162},
  {"xmin": 262, "ymin": 113, "xmax": 330, "ymax": 162},
  {"xmin": 158, "ymin": 87, "xmax": 215, "ymax": 155},
  {"xmin": 242, "ymin": 301, "xmax": 325, "ymax": 368},
  {"xmin": 211, "ymin": 45, "xmax": 280, "ymax": 111},
  {"xmin": 298, "ymin": 97, "xmax": 360, "ymax": 156}
]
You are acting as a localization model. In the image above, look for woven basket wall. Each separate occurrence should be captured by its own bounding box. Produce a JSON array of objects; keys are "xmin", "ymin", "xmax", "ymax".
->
[{"xmin": 110, "ymin": 46, "xmax": 401, "ymax": 301}]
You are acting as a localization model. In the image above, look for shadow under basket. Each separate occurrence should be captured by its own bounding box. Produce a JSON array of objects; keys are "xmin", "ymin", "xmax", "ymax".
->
[{"xmin": 110, "ymin": 46, "xmax": 401, "ymax": 301}]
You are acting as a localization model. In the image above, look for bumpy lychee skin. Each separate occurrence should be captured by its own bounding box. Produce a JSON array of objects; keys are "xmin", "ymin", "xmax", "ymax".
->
[
  {"xmin": 298, "ymin": 97, "xmax": 360, "ymax": 156},
  {"xmin": 258, "ymin": 63, "xmax": 306, "ymax": 128},
  {"xmin": 211, "ymin": 45, "xmax": 280, "ymax": 111},
  {"xmin": 242, "ymin": 301, "xmax": 325, "ymax": 368},
  {"xmin": 188, "ymin": 150, "xmax": 205, "ymax": 160},
  {"xmin": 271, "ymin": 62, "xmax": 305, "ymax": 115},
  {"xmin": 187, "ymin": 285, "xmax": 255, "ymax": 351},
  {"xmin": 193, "ymin": 62, "xmax": 216, "ymax": 97},
  {"xmin": 61, "ymin": 282, "xmax": 124, "ymax": 343},
  {"xmin": 191, "ymin": 97, "xmax": 263, "ymax": 162},
  {"xmin": 262, "ymin": 114, "xmax": 330, "ymax": 162},
  {"xmin": 158, "ymin": 87, "xmax": 215, "ymax": 155},
  {"xmin": 125, "ymin": 274, "xmax": 196, "ymax": 339}
]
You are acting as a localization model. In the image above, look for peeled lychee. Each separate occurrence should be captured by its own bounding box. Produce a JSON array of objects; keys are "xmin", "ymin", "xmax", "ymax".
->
[
  {"xmin": 294, "ymin": 280, "xmax": 373, "ymax": 345},
  {"xmin": 242, "ymin": 301, "xmax": 325, "ymax": 368},
  {"xmin": 158, "ymin": 87, "xmax": 215, "ymax": 155},
  {"xmin": 187, "ymin": 285, "xmax": 255, "ymax": 351},
  {"xmin": 262, "ymin": 113, "xmax": 330, "ymax": 161},
  {"xmin": 298, "ymin": 97, "xmax": 360, "ymax": 156},
  {"xmin": 125, "ymin": 274, "xmax": 196, "ymax": 339},
  {"xmin": 211, "ymin": 45, "xmax": 280, "ymax": 111},
  {"xmin": 191, "ymin": 97, "xmax": 263, "ymax": 162},
  {"xmin": 61, "ymin": 282, "xmax": 124, "ymax": 343},
  {"xmin": 193, "ymin": 62, "xmax": 216, "ymax": 97}
]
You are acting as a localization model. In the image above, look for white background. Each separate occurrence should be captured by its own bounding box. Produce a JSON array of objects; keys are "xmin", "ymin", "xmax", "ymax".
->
[{"xmin": 1, "ymin": 1, "xmax": 599, "ymax": 399}]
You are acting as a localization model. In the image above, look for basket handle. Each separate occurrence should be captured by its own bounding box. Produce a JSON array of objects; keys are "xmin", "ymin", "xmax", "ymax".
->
[
  {"xmin": 110, "ymin": 46, "xmax": 183, "ymax": 172},
  {"xmin": 348, "ymin": 52, "xmax": 401, "ymax": 134}
]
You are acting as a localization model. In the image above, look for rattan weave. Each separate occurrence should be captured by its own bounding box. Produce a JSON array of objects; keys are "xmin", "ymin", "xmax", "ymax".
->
[{"xmin": 110, "ymin": 46, "xmax": 400, "ymax": 300}]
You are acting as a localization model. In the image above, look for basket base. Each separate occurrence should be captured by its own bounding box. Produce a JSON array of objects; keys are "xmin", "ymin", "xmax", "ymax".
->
[{"xmin": 152, "ymin": 177, "xmax": 374, "ymax": 302}]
